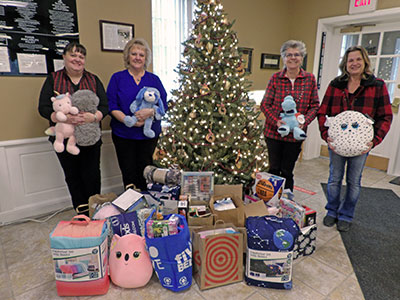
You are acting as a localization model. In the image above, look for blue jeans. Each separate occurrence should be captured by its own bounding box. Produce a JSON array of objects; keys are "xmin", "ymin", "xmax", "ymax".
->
[{"xmin": 326, "ymin": 149, "xmax": 368, "ymax": 222}]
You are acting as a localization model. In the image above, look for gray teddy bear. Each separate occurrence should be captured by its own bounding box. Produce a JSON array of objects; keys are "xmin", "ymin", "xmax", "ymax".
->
[{"xmin": 71, "ymin": 90, "xmax": 101, "ymax": 146}]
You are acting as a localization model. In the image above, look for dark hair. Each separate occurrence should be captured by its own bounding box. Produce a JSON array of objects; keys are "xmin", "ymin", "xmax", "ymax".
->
[
  {"xmin": 338, "ymin": 45, "xmax": 372, "ymax": 80},
  {"xmin": 63, "ymin": 42, "xmax": 87, "ymax": 56}
]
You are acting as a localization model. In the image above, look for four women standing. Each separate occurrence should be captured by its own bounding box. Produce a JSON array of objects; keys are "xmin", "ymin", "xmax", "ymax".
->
[{"xmin": 39, "ymin": 39, "xmax": 393, "ymax": 234}]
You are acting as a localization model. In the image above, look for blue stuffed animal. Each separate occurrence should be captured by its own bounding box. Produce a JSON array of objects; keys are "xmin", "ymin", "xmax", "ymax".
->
[
  {"xmin": 277, "ymin": 95, "xmax": 306, "ymax": 140},
  {"xmin": 124, "ymin": 87, "xmax": 165, "ymax": 138}
]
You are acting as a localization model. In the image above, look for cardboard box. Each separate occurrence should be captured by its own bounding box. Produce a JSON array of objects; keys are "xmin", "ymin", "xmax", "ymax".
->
[
  {"xmin": 252, "ymin": 172, "xmax": 285, "ymax": 207},
  {"xmin": 210, "ymin": 185, "xmax": 245, "ymax": 227},
  {"xmin": 303, "ymin": 205, "xmax": 317, "ymax": 227},
  {"xmin": 187, "ymin": 200, "xmax": 214, "ymax": 226},
  {"xmin": 192, "ymin": 223, "xmax": 243, "ymax": 290}
]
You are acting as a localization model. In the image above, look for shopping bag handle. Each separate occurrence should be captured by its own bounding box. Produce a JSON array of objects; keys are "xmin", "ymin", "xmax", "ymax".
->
[{"xmin": 71, "ymin": 215, "xmax": 91, "ymax": 225}]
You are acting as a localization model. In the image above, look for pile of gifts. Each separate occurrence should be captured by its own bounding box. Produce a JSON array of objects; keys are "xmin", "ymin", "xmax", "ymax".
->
[
  {"xmin": 250, "ymin": 172, "xmax": 317, "ymax": 259},
  {"xmin": 48, "ymin": 166, "xmax": 318, "ymax": 296}
]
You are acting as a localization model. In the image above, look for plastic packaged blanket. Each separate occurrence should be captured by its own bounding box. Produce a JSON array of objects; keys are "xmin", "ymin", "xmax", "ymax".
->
[
  {"xmin": 49, "ymin": 215, "xmax": 109, "ymax": 296},
  {"xmin": 245, "ymin": 215, "xmax": 299, "ymax": 289}
]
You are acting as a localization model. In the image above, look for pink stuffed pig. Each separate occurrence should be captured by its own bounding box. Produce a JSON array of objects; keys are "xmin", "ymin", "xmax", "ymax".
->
[{"xmin": 109, "ymin": 234, "xmax": 153, "ymax": 288}]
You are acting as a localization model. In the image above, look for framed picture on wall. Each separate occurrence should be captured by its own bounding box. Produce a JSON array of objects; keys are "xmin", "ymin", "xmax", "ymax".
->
[
  {"xmin": 99, "ymin": 20, "xmax": 134, "ymax": 52},
  {"xmin": 238, "ymin": 47, "xmax": 253, "ymax": 73},
  {"xmin": 260, "ymin": 53, "xmax": 280, "ymax": 69}
]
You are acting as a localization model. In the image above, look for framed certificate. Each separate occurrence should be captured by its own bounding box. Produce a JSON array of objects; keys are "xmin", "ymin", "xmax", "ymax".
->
[{"xmin": 99, "ymin": 20, "xmax": 134, "ymax": 52}]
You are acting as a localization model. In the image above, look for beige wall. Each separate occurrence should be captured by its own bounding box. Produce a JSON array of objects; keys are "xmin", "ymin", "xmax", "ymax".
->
[
  {"xmin": 2, "ymin": 0, "xmax": 400, "ymax": 142},
  {"xmin": 221, "ymin": 0, "xmax": 290, "ymax": 90}
]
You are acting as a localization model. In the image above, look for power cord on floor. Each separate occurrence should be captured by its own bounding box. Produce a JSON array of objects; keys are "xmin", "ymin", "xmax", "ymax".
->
[{"xmin": 0, "ymin": 206, "xmax": 73, "ymax": 227}]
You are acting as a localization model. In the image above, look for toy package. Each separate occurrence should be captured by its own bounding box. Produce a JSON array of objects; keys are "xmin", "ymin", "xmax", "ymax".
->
[
  {"xmin": 245, "ymin": 215, "xmax": 299, "ymax": 289},
  {"xmin": 252, "ymin": 172, "xmax": 285, "ymax": 207},
  {"xmin": 49, "ymin": 215, "xmax": 109, "ymax": 296},
  {"xmin": 145, "ymin": 210, "xmax": 192, "ymax": 292},
  {"xmin": 109, "ymin": 207, "xmax": 153, "ymax": 237}
]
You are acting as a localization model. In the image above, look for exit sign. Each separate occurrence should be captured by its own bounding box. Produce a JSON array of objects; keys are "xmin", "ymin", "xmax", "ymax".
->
[{"xmin": 349, "ymin": 0, "xmax": 377, "ymax": 14}]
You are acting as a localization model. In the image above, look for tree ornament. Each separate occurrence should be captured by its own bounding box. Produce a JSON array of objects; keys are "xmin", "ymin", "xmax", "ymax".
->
[
  {"xmin": 195, "ymin": 34, "xmax": 203, "ymax": 48},
  {"xmin": 242, "ymin": 128, "xmax": 248, "ymax": 135},
  {"xmin": 217, "ymin": 103, "xmax": 227, "ymax": 115},
  {"xmin": 199, "ymin": 12, "xmax": 208, "ymax": 23},
  {"xmin": 235, "ymin": 150, "xmax": 242, "ymax": 169},
  {"xmin": 224, "ymin": 80, "xmax": 231, "ymax": 90},
  {"xmin": 189, "ymin": 111, "xmax": 197, "ymax": 118},
  {"xmin": 200, "ymin": 83, "xmax": 210, "ymax": 95},
  {"xmin": 237, "ymin": 63, "xmax": 245, "ymax": 75},
  {"xmin": 206, "ymin": 129, "xmax": 216, "ymax": 143},
  {"xmin": 222, "ymin": 17, "xmax": 229, "ymax": 25},
  {"xmin": 206, "ymin": 42, "xmax": 213, "ymax": 54}
]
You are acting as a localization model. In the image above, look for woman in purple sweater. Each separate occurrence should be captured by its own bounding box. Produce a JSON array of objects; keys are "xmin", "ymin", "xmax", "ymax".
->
[{"xmin": 107, "ymin": 38, "xmax": 167, "ymax": 190}]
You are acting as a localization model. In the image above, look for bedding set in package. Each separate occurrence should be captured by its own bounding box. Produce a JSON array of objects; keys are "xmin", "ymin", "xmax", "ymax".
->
[
  {"xmin": 49, "ymin": 215, "xmax": 109, "ymax": 296},
  {"xmin": 245, "ymin": 215, "xmax": 299, "ymax": 289}
]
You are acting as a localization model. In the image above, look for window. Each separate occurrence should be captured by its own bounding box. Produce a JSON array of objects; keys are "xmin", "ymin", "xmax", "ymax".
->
[{"xmin": 151, "ymin": 0, "xmax": 194, "ymax": 99}]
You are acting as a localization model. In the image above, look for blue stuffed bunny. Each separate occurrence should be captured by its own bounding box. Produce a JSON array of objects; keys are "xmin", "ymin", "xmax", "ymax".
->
[
  {"xmin": 124, "ymin": 87, "xmax": 165, "ymax": 138},
  {"xmin": 277, "ymin": 95, "xmax": 306, "ymax": 140}
]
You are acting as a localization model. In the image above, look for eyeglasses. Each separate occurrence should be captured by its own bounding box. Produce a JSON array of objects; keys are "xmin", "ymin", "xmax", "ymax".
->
[{"xmin": 285, "ymin": 53, "xmax": 302, "ymax": 58}]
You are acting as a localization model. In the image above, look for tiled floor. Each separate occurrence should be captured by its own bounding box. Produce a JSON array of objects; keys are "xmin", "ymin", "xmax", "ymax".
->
[{"xmin": 1, "ymin": 156, "xmax": 399, "ymax": 300}]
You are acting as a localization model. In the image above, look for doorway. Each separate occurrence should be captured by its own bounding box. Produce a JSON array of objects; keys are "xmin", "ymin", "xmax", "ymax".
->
[{"xmin": 306, "ymin": 8, "xmax": 400, "ymax": 175}]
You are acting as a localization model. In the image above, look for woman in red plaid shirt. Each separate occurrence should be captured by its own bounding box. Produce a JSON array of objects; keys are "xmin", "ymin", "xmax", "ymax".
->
[
  {"xmin": 260, "ymin": 40, "xmax": 319, "ymax": 199},
  {"xmin": 317, "ymin": 46, "xmax": 392, "ymax": 232}
]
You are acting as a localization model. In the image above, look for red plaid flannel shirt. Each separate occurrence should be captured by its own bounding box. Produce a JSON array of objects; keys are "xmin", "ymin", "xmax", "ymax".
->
[
  {"xmin": 317, "ymin": 74, "xmax": 392, "ymax": 147},
  {"xmin": 260, "ymin": 69, "xmax": 319, "ymax": 142}
]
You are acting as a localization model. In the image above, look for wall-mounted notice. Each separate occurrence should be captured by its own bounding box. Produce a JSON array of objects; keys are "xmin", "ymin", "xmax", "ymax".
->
[{"xmin": 0, "ymin": 0, "xmax": 79, "ymax": 76}]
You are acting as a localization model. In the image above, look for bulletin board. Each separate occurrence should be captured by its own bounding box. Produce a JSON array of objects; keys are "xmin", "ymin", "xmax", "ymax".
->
[{"xmin": 0, "ymin": 0, "xmax": 79, "ymax": 77}]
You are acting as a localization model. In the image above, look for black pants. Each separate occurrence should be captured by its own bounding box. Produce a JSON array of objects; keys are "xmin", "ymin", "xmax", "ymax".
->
[
  {"xmin": 266, "ymin": 137, "xmax": 303, "ymax": 192},
  {"xmin": 56, "ymin": 142, "xmax": 101, "ymax": 212},
  {"xmin": 112, "ymin": 133, "xmax": 158, "ymax": 191}
]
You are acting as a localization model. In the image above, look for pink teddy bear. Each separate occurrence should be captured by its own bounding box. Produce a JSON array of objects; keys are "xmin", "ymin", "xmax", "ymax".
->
[{"xmin": 51, "ymin": 93, "xmax": 80, "ymax": 155}]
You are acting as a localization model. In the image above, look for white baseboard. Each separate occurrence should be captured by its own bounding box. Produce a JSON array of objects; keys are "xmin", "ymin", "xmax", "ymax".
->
[{"xmin": 0, "ymin": 131, "xmax": 124, "ymax": 225}]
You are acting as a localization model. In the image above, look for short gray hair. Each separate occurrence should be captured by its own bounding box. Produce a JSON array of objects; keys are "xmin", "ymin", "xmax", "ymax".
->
[
  {"xmin": 280, "ymin": 40, "xmax": 307, "ymax": 60},
  {"xmin": 123, "ymin": 38, "xmax": 152, "ymax": 69}
]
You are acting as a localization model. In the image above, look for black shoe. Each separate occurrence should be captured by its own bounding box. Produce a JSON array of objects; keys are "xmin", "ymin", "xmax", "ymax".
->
[
  {"xmin": 323, "ymin": 215, "xmax": 336, "ymax": 227},
  {"xmin": 337, "ymin": 220, "xmax": 351, "ymax": 232}
]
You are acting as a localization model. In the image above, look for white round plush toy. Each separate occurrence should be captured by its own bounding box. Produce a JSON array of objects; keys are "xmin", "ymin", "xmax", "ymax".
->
[{"xmin": 327, "ymin": 110, "xmax": 374, "ymax": 157}]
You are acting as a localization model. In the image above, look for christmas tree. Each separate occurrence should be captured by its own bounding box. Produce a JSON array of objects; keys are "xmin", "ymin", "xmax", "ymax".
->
[{"xmin": 156, "ymin": 0, "xmax": 268, "ymax": 187}]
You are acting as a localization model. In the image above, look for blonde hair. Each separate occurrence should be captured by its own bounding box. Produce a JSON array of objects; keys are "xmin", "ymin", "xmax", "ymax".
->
[{"xmin": 123, "ymin": 38, "xmax": 152, "ymax": 69}]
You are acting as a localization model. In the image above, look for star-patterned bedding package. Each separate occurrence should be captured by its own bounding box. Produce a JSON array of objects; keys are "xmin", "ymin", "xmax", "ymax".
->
[{"xmin": 245, "ymin": 216, "xmax": 299, "ymax": 289}]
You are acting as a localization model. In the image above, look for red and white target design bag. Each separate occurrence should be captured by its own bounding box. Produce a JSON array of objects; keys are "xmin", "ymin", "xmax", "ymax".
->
[{"xmin": 192, "ymin": 223, "xmax": 243, "ymax": 290}]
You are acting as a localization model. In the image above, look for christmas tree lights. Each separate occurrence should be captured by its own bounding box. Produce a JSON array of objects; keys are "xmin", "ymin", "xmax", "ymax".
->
[{"xmin": 156, "ymin": 0, "xmax": 268, "ymax": 188}]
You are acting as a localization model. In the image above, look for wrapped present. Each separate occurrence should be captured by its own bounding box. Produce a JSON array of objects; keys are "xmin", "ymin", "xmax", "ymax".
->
[{"xmin": 293, "ymin": 225, "xmax": 317, "ymax": 259}]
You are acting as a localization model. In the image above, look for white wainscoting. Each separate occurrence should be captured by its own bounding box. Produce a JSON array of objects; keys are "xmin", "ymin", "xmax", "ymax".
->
[{"xmin": 0, "ymin": 131, "xmax": 123, "ymax": 225}]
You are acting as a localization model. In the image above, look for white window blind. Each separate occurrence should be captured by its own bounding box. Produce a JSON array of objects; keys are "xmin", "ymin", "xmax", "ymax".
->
[{"xmin": 151, "ymin": 0, "xmax": 194, "ymax": 99}]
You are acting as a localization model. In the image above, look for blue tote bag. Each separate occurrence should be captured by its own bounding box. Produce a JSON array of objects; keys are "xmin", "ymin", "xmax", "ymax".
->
[{"xmin": 144, "ymin": 211, "xmax": 192, "ymax": 292}]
